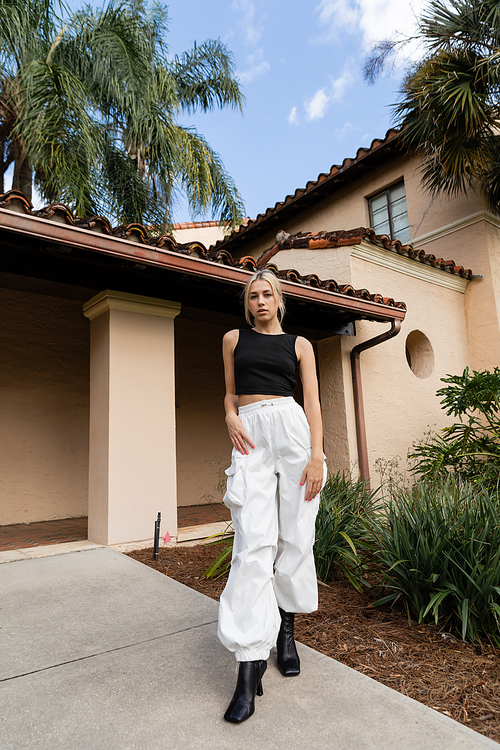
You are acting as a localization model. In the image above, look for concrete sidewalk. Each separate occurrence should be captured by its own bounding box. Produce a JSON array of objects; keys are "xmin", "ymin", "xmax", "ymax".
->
[{"xmin": 0, "ymin": 547, "xmax": 498, "ymax": 750}]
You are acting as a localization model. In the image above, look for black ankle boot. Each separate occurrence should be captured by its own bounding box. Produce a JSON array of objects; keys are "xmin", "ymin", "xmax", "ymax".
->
[
  {"xmin": 224, "ymin": 660, "xmax": 267, "ymax": 723},
  {"xmin": 277, "ymin": 608, "xmax": 300, "ymax": 676}
]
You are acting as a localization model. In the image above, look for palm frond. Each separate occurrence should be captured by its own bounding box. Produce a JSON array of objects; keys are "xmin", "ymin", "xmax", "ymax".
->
[
  {"xmin": 0, "ymin": 0, "xmax": 245, "ymax": 225},
  {"xmin": 175, "ymin": 125, "xmax": 245, "ymax": 227},
  {"xmin": 172, "ymin": 39, "xmax": 244, "ymax": 113}
]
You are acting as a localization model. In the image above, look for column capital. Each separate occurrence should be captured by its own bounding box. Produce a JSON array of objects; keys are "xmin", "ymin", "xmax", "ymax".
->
[{"xmin": 83, "ymin": 290, "xmax": 181, "ymax": 321}]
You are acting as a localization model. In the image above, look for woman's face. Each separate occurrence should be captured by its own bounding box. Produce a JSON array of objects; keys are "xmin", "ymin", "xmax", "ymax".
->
[{"xmin": 248, "ymin": 279, "xmax": 278, "ymax": 324}]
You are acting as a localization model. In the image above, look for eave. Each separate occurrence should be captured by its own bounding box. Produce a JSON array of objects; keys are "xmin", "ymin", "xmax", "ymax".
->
[{"xmin": 0, "ymin": 202, "xmax": 406, "ymax": 339}]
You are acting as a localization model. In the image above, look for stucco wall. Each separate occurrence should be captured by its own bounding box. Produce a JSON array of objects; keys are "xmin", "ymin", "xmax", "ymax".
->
[
  {"xmin": 175, "ymin": 318, "xmax": 232, "ymax": 507},
  {"xmin": 173, "ymin": 225, "xmax": 227, "ymax": 248},
  {"xmin": 233, "ymin": 153, "xmax": 487, "ymax": 265},
  {"xmin": 480, "ymin": 222, "xmax": 500, "ymax": 369},
  {"xmin": 317, "ymin": 335, "xmax": 351, "ymax": 474},
  {"xmin": 0, "ymin": 287, "xmax": 89, "ymax": 525},
  {"xmin": 348, "ymin": 257, "xmax": 469, "ymax": 485},
  {"xmin": 415, "ymin": 219, "xmax": 500, "ymax": 370},
  {"xmin": 275, "ymin": 246, "xmax": 352, "ymax": 284}
]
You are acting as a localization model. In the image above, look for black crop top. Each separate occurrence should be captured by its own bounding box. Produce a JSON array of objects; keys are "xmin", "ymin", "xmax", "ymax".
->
[{"xmin": 234, "ymin": 328, "xmax": 298, "ymax": 397}]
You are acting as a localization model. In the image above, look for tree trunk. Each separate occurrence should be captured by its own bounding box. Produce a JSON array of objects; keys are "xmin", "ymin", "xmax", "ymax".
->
[
  {"xmin": 0, "ymin": 137, "xmax": 13, "ymax": 195},
  {"xmin": 12, "ymin": 142, "xmax": 32, "ymax": 201}
]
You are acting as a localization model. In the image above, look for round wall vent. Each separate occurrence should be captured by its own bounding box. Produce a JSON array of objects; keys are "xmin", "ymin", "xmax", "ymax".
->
[{"xmin": 405, "ymin": 330, "xmax": 434, "ymax": 379}]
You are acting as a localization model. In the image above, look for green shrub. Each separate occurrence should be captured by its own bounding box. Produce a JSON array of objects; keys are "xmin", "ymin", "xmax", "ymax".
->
[
  {"xmin": 409, "ymin": 367, "xmax": 500, "ymax": 490},
  {"xmin": 203, "ymin": 522, "xmax": 234, "ymax": 580},
  {"xmin": 204, "ymin": 472, "xmax": 377, "ymax": 584},
  {"xmin": 365, "ymin": 476, "xmax": 500, "ymax": 644},
  {"xmin": 313, "ymin": 471, "xmax": 378, "ymax": 587}
]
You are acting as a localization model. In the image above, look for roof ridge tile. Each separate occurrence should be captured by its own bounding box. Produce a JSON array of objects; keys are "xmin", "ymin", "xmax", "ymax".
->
[
  {"xmin": 255, "ymin": 227, "xmax": 473, "ymax": 280},
  {"xmin": 210, "ymin": 129, "xmax": 403, "ymax": 253}
]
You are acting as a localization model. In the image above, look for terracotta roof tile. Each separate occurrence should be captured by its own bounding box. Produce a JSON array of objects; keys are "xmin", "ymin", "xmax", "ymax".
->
[
  {"xmin": 173, "ymin": 220, "xmax": 220, "ymax": 229},
  {"xmin": 254, "ymin": 228, "xmax": 473, "ymax": 280},
  {"xmin": 172, "ymin": 218, "xmax": 250, "ymax": 230},
  {"xmin": 211, "ymin": 129, "xmax": 402, "ymax": 253},
  {"xmin": 0, "ymin": 190, "xmax": 406, "ymax": 313}
]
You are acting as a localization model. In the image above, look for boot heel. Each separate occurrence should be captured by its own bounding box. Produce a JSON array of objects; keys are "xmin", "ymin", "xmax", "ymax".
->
[{"xmin": 224, "ymin": 660, "xmax": 267, "ymax": 723}]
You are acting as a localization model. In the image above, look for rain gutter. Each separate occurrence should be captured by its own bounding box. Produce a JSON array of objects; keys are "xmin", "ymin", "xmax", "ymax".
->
[
  {"xmin": 350, "ymin": 319, "xmax": 403, "ymax": 485},
  {"xmin": 0, "ymin": 206, "xmax": 406, "ymax": 476},
  {"xmin": 0, "ymin": 207, "xmax": 406, "ymax": 323}
]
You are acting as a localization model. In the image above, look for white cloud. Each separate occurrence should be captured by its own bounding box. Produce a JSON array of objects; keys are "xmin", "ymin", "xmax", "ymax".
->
[
  {"xmin": 288, "ymin": 106, "xmax": 298, "ymax": 125},
  {"xmin": 304, "ymin": 66, "xmax": 356, "ymax": 122},
  {"xmin": 331, "ymin": 68, "xmax": 355, "ymax": 102},
  {"xmin": 232, "ymin": 0, "xmax": 264, "ymax": 47},
  {"xmin": 366, "ymin": 0, "xmax": 424, "ymax": 49},
  {"xmin": 239, "ymin": 48, "xmax": 270, "ymax": 83},
  {"xmin": 305, "ymin": 88, "xmax": 329, "ymax": 121},
  {"xmin": 317, "ymin": 0, "xmax": 359, "ymax": 29},
  {"xmin": 315, "ymin": 0, "xmax": 427, "ymax": 67}
]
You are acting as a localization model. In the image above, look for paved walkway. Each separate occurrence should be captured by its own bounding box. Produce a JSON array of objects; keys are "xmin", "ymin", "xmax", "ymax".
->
[{"xmin": 1, "ymin": 546, "xmax": 498, "ymax": 750}]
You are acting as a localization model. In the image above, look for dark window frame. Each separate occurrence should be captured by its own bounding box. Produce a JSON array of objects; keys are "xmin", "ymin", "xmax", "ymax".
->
[{"xmin": 368, "ymin": 181, "xmax": 410, "ymax": 243}]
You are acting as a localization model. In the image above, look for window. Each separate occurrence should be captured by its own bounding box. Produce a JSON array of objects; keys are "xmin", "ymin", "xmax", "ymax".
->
[{"xmin": 369, "ymin": 182, "xmax": 411, "ymax": 243}]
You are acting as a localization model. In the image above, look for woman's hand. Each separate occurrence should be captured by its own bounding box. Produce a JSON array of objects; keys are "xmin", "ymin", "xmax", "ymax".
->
[
  {"xmin": 225, "ymin": 411, "xmax": 255, "ymax": 455},
  {"xmin": 300, "ymin": 456, "xmax": 323, "ymax": 501}
]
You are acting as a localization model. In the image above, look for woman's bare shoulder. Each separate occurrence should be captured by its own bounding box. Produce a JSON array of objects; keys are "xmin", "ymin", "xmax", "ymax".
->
[
  {"xmin": 295, "ymin": 335, "xmax": 313, "ymax": 358},
  {"xmin": 223, "ymin": 329, "xmax": 240, "ymax": 351}
]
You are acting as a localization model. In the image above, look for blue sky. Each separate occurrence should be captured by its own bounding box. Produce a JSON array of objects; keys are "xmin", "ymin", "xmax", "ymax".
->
[
  {"xmin": 8, "ymin": 0, "xmax": 428, "ymax": 223},
  {"xmin": 168, "ymin": 0, "xmax": 427, "ymax": 222}
]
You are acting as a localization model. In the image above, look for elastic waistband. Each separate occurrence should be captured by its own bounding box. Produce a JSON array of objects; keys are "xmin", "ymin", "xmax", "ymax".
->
[{"xmin": 238, "ymin": 396, "xmax": 297, "ymax": 415}]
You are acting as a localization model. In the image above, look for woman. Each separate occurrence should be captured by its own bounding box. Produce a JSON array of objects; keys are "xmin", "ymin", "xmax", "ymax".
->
[{"xmin": 218, "ymin": 268, "xmax": 327, "ymax": 723}]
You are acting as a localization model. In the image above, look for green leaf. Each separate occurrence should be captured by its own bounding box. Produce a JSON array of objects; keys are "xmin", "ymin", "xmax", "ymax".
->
[{"xmin": 0, "ymin": 0, "xmax": 245, "ymax": 225}]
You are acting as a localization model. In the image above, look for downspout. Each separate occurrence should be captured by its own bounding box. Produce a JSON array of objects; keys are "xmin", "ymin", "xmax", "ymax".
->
[{"xmin": 350, "ymin": 319, "xmax": 402, "ymax": 485}]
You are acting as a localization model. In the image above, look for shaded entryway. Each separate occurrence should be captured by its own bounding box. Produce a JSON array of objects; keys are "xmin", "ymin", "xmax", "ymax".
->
[
  {"xmin": 0, "ymin": 282, "xmax": 90, "ymax": 530},
  {"xmin": 0, "ymin": 504, "xmax": 231, "ymax": 552}
]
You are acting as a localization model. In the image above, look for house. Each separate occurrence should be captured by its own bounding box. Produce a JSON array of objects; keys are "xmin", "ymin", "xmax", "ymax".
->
[
  {"xmin": 0, "ymin": 183, "xmax": 402, "ymax": 547},
  {"xmin": 0, "ymin": 128, "xmax": 497, "ymax": 547},
  {"xmin": 204, "ymin": 128, "xmax": 499, "ymax": 484}
]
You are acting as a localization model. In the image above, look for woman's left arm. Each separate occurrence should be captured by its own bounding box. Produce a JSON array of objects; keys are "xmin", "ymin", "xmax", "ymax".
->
[{"xmin": 296, "ymin": 336, "xmax": 324, "ymax": 501}]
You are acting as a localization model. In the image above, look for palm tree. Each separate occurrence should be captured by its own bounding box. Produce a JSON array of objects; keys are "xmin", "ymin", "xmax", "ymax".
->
[
  {"xmin": 0, "ymin": 0, "xmax": 245, "ymax": 227},
  {"xmin": 392, "ymin": 0, "xmax": 500, "ymax": 214}
]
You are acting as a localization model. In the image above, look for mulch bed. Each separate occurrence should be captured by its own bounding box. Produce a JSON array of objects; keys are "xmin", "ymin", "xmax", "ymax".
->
[{"xmin": 128, "ymin": 542, "xmax": 500, "ymax": 743}]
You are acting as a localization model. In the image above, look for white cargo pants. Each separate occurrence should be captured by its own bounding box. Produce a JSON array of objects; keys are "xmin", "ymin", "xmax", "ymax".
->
[{"xmin": 218, "ymin": 397, "xmax": 327, "ymax": 662}]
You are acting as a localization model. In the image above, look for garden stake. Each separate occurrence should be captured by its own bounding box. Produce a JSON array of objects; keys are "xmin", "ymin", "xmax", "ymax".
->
[{"xmin": 154, "ymin": 512, "xmax": 161, "ymax": 561}]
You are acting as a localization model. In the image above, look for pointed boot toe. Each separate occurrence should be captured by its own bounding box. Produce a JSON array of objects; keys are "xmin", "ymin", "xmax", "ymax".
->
[
  {"xmin": 277, "ymin": 608, "xmax": 301, "ymax": 676},
  {"xmin": 224, "ymin": 660, "xmax": 267, "ymax": 723}
]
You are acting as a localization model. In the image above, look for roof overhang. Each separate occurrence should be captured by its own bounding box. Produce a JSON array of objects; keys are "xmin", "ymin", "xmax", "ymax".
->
[{"xmin": 0, "ymin": 206, "xmax": 405, "ymax": 339}]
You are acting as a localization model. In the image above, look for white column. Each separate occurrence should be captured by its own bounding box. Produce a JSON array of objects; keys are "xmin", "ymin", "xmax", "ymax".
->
[{"xmin": 83, "ymin": 291, "xmax": 180, "ymax": 545}]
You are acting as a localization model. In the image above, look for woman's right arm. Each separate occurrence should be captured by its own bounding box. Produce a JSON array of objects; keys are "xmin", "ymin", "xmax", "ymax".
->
[{"xmin": 223, "ymin": 330, "xmax": 254, "ymax": 455}]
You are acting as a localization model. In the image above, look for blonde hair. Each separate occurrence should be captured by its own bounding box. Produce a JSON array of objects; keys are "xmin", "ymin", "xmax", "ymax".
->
[{"xmin": 243, "ymin": 269, "xmax": 285, "ymax": 326}]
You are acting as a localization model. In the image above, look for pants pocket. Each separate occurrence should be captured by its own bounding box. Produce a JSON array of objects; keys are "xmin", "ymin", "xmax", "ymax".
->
[{"xmin": 223, "ymin": 453, "xmax": 250, "ymax": 510}]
